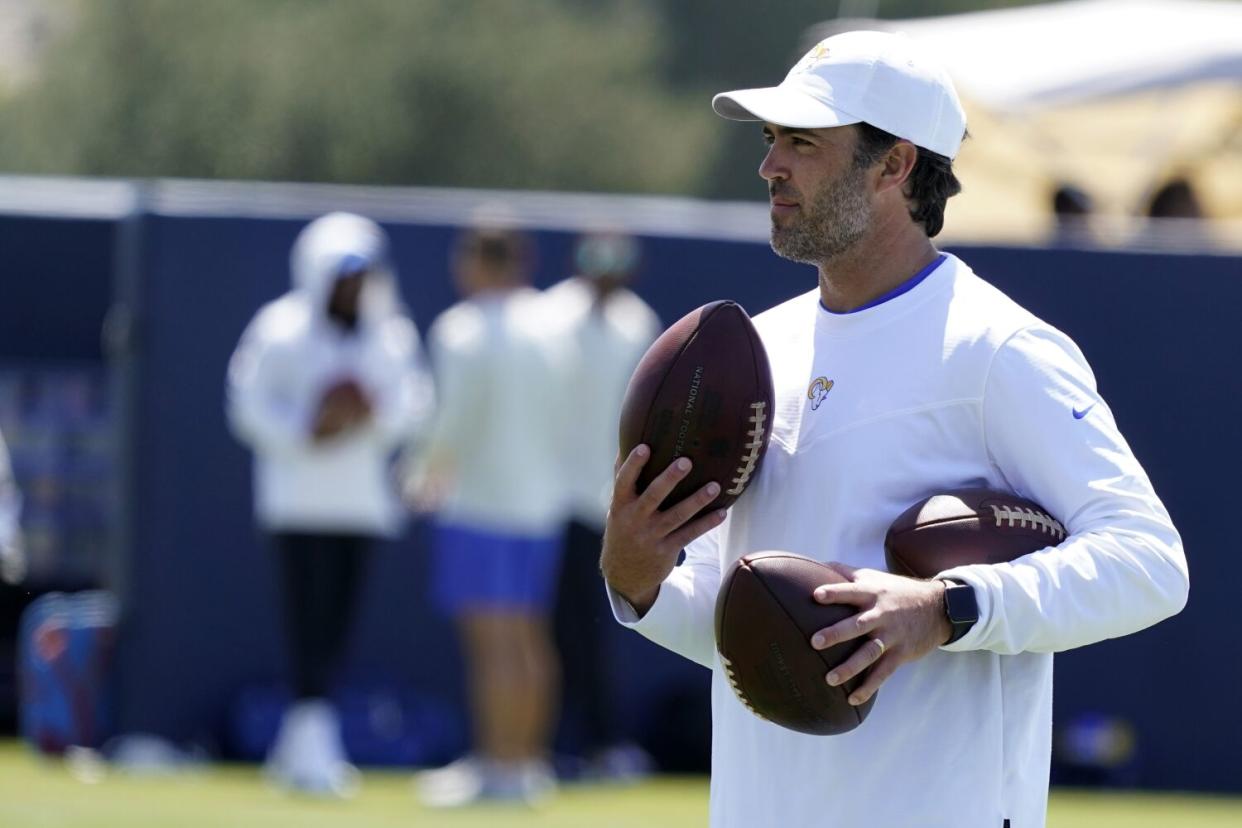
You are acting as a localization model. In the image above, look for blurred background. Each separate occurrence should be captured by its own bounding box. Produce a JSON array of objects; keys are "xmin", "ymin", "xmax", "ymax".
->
[{"xmin": 0, "ymin": 0, "xmax": 1239, "ymax": 825}]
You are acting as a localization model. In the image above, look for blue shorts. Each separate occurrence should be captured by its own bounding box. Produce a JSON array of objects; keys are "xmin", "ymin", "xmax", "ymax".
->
[{"xmin": 431, "ymin": 522, "xmax": 564, "ymax": 616}]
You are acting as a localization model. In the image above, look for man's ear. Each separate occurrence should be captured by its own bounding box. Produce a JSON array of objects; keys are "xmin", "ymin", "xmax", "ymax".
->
[{"xmin": 877, "ymin": 141, "xmax": 918, "ymax": 196}]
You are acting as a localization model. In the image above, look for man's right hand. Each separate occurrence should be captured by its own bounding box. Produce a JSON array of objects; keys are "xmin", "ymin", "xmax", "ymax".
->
[{"xmin": 600, "ymin": 444, "xmax": 727, "ymax": 617}]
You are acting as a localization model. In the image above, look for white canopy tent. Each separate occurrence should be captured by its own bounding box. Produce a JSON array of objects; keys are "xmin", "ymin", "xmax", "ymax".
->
[{"xmin": 811, "ymin": 0, "xmax": 1242, "ymax": 245}]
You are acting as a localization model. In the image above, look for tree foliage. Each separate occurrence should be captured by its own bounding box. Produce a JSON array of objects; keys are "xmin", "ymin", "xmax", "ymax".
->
[
  {"xmin": 0, "ymin": 0, "xmax": 1052, "ymax": 198},
  {"xmin": 0, "ymin": 0, "xmax": 717, "ymax": 195}
]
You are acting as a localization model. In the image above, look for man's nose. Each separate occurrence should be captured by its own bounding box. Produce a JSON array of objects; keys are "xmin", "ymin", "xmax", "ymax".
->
[{"xmin": 759, "ymin": 145, "xmax": 788, "ymax": 183}]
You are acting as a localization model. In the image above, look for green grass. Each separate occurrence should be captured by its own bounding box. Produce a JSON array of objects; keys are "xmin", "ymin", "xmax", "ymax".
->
[
  {"xmin": 0, "ymin": 741, "xmax": 1240, "ymax": 827},
  {"xmin": 1047, "ymin": 790, "xmax": 1242, "ymax": 828},
  {"xmin": 0, "ymin": 741, "xmax": 705, "ymax": 828}
]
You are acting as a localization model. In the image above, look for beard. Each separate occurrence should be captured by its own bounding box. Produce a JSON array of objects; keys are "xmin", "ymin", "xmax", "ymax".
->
[{"xmin": 769, "ymin": 164, "xmax": 872, "ymax": 265}]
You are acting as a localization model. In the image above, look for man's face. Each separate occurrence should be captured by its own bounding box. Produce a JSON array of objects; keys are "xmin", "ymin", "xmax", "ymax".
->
[
  {"xmin": 760, "ymin": 124, "xmax": 874, "ymax": 266},
  {"xmin": 327, "ymin": 271, "xmax": 367, "ymax": 329}
]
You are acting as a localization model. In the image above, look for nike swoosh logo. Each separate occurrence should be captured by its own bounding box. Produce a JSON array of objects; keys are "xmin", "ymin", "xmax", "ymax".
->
[{"xmin": 1073, "ymin": 404, "xmax": 1095, "ymax": 420}]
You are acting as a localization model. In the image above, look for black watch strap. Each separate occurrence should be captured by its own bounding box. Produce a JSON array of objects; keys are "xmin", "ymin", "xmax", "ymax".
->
[{"xmin": 941, "ymin": 578, "xmax": 978, "ymax": 645}]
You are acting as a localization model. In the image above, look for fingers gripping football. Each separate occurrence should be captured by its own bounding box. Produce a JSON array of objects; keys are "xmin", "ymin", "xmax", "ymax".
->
[
  {"xmin": 601, "ymin": 444, "xmax": 726, "ymax": 614},
  {"xmin": 809, "ymin": 566, "xmax": 951, "ymax": 706}
]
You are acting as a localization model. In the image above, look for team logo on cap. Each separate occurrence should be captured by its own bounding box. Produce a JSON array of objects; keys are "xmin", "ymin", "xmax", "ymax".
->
[
  {"xmin": 794, "ymin": 42, "xmax": 832, "ymax": 74},
  {"xmin": 807, "ymin": 377, "xmax": 834, "ymax": 410}
]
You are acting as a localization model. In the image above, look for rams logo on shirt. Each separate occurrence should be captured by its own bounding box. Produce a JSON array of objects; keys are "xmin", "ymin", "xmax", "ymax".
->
[{"xmin": 807, "ymin": 377, "xmax": 834, "ymax": 410}]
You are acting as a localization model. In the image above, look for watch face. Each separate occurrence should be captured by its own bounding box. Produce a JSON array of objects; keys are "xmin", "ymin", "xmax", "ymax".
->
[{"xmin": 945, "ymin": 583, "xmax": 978, "ymax": 623}]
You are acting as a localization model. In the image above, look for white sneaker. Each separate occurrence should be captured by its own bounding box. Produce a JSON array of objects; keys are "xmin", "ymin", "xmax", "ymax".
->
[
  {"xmin": 510, "ymin": 759, "xmax": 557, "ymax": 805},
  {"xmin": 417, "ymin": 756, "xmax": 487, "ymax": 808},
  {"xmin": 265, "ymin": 699, "xmax": 359, "ymax": 798},
  {"xmin": 418, "ymin": 756, "xmax": 556, "ymax": 808}
]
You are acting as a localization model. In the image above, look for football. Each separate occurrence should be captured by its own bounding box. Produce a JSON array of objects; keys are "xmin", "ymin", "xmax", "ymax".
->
[
  {"xmin": 714, "ymin": 552, "xmax": 876, "ymax": 736},
  {"xmin": 618, "ymin": 300, "xmax": 774, "ymax": 515},
  {"xmin": 885, "ymin": 488, "xmax": 1066, "ymax": 579}
]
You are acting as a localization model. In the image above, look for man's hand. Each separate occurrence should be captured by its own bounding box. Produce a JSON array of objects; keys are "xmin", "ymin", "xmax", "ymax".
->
[
  {"xmin": 809, "ymin": 564, "xmax": 951, "ymax": 706},
  {"xmin": 400, "ymin": 464, "xmax": 453, "ymax": 514},
  {"xmin": 600, "ymin": 445, "xmax": 726, "ymax": 616}
]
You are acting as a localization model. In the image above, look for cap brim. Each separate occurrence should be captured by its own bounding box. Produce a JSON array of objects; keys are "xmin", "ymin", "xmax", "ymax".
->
[{"xmin": 712, "ymin": 86, "xmax": 861, "ymax": 130}]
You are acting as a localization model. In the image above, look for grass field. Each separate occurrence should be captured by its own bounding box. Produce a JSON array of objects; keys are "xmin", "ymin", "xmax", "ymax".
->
[{"xmin": 1, "ymin": 741, "xmax": 1240, "ymax": 827}]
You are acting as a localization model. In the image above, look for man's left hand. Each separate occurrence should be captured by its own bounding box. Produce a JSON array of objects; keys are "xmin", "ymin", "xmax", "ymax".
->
[{"xmin": 809, "ymin": 564, "xmax": 951, "ymax": 706}]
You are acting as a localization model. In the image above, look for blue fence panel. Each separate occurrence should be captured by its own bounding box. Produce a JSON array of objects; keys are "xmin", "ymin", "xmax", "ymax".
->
[
  {"xmin": 0, "ymin": 215, "xmax": 114, "ymax": 361},
  {"xmin": 3, "ymin": 197, "xmax": 1237, "ymax": 790}
]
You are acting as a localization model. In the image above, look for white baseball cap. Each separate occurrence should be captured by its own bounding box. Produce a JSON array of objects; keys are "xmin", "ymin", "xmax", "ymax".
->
[{"xmin": 712, "ymin": 30, "xmax": 967, "ymax": 160}]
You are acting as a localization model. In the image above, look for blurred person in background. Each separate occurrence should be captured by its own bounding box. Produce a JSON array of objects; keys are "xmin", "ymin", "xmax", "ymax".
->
[
  {"xmin": 1049, "ymin": 182, "xmax": 1094, "ymax": 248},
  {"xmin": 0, "ymin": 428, "xmax": 24, "ymax": 588},
  {"xmin": 1144, "ymin": 177, "xmax": 1211, "ymax": 250},
  {"xmin": 227, "ymin": 212, "xmax": 432, "ymax": 797},
  {"xmin": 1146, "ymin": 177, "xmax": 1204, "ymax": 219},
  {"xmin": 543, "ymin": 232, "xmax": 659, "ymax": 780},
  {"xmin": 410, "ymin": 222, "xmax": 567, "ymax": 807},
  {"xmin": 0, "ymin": 428, "xmax": 23, "ymax": 726}
]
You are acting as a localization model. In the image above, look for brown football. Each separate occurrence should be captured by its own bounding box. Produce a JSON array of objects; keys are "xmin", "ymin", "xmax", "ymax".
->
[
  {"xmin": 618, "ymin": 300, "xmax": 774, "ymax": 516},
  {"xmin": 885, "ymin": 488, "xmax": 1066, "ymax": 579},
  {"xmin": 714, "ymin": 552, "xmax": 876, "ymax": 736}
]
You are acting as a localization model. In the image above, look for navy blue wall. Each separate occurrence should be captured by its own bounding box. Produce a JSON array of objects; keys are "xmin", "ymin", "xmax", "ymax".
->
[
  {"xmin": 7, "ymin": 205, "xmax": 1239, "ymax": 789},
  {"xmin": 0, "ymin": 216, "xmax": 114, "ymax": 361},
  {"xmin": 113, "ymin": 216, "xmax": 757, "ymax": 754}
]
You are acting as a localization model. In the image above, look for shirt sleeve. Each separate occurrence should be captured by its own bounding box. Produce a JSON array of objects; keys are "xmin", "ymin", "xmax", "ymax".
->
[
  {"xmin": 417, "ymin": 320, "xmax": 487, "ymax": 477},
  {"xmin": 607, "ymin": 522, "xmax": 724, "ymax": 670},
  {"xmin": 360, "ymin": 320, "xmax": 436, "ymax": 448},
  {"xmin": 225, "ymin": 316, "xmax": 312, "ymax": 457},
  {"xmin": 939, "ymin": 325, "xmax": 1189, "ymax": 655}
]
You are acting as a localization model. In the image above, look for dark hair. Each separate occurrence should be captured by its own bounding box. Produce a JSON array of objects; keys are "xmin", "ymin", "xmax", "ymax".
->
[
  {"xmin": 1052, "ymin": 184, "xmax": 1092, "ymax": 217},
  {"xmin": 455, "ymin": 226, "xmax": 530, "ymax": 268},
  {"xmin": 1146, "ymin": 178, "xmax": 1202, "ymax": 220},
  {"xmin": 853, "ymin": 122, "xmax": 962, "ymax": 237}
]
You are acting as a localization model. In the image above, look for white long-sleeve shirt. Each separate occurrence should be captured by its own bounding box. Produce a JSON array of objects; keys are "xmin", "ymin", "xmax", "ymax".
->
[
  {"xmin": 422, "ymin": 288, "xmax": 569, "ymax": 536},
  {"xmin": 542, "ymin": 277, "xmax": 660, "ymax": 530},
  {"xmin": 611, "ymin": 253, "xmax": 1187, "ymax": 828},
  {"xmin": 227, "ymin": 213, "xmax": 432, "ymax": 536}
]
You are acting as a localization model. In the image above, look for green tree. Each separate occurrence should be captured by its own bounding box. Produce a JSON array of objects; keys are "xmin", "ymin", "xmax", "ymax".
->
[{"xmin": 0, "ymin": 0, "xmax": 717, "ymax": 195}]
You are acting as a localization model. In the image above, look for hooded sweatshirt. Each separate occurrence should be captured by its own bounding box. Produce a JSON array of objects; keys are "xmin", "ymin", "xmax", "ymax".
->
[{"xmin": 227, "ymin": 212, "xmax": 432, "ymax": 535}]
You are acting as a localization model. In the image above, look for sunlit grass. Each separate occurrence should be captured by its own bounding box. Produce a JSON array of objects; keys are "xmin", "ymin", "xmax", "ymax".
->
[{"xmin": 1, "ymin": 741, "xmax": 1239, "ymax": 827}]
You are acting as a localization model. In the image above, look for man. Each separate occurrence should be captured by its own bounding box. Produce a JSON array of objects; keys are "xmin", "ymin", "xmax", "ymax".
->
[
  {"xmin": 413, "ymin": 222, "xmax": 567, "ymax": 807},
  {"xmin": 601, "ymin": 31, "xmax": 1188, "ymax": 828},
  {"xmin": 543, "ymin": 232, "xmax": 660, "ymax": 779},
  {"xmin": 227, "ymin": 212, "xmax": 431, "ymax": 796}
]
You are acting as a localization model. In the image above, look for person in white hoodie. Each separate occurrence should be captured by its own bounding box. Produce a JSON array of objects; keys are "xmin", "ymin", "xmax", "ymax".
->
[
  {"xmin": 601, "ymin": 32, "xmax": 1189, "ymax": 828},
  {"xmin": 227, "ymin": 212, "xmax": 431, "ymax": 796}
]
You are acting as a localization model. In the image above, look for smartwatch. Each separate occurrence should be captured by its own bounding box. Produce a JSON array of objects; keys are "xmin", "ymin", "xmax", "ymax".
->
[{"xmin": 940, "ymin": 578, "xmax": 978, "ymax": 645}]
